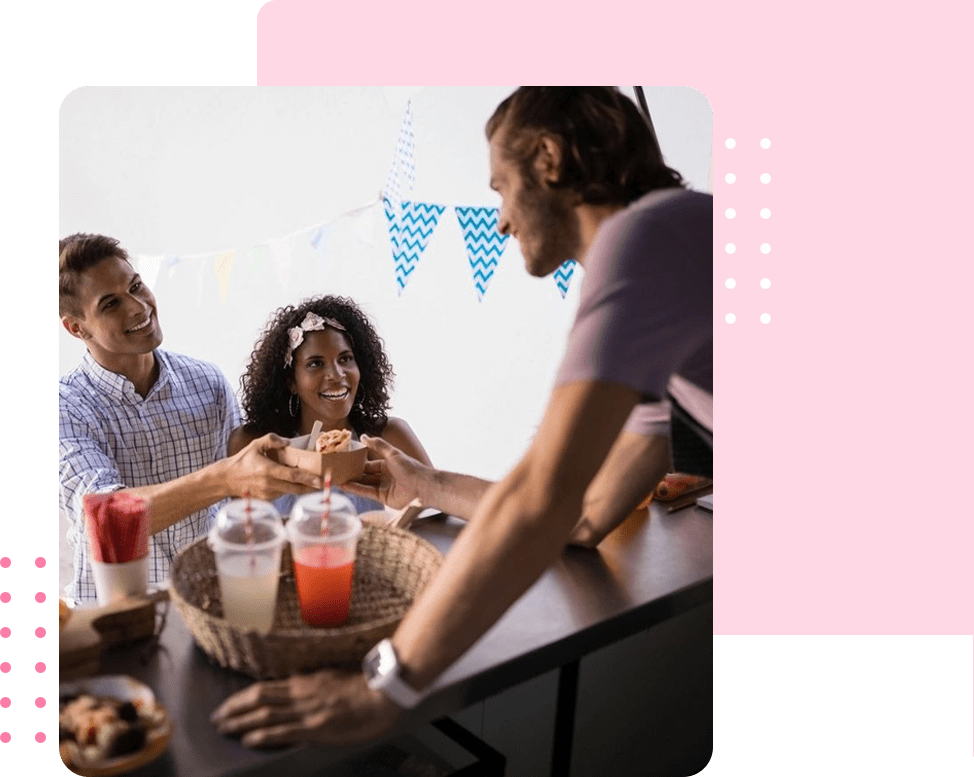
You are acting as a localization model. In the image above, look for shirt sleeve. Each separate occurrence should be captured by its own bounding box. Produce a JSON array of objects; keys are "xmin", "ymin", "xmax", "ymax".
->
[
  {"xmin": 59, "ymin": 397, "xmax": 127, "ymax": 529},
  {"xmin": 555, "ymin": 196, "xmax": 712, "ymax": 403},
  {"xmin": 623, "ymin": 400, "xmax": 672, "ymax": 438},
  {"xmin": 217, "ymin": 370, "xmax": 242, "ymax": 456}
]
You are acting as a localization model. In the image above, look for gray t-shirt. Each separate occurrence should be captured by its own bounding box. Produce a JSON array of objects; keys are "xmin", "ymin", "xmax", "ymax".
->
[{"xmin": 555, "ymin": 188, "xmax": 713, "ymax": 437}]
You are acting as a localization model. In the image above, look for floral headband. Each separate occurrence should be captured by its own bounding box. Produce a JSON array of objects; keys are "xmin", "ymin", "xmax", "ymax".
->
[{"xmin": 284, "ymin": 312, "xmax": 353, "ymax": 367}]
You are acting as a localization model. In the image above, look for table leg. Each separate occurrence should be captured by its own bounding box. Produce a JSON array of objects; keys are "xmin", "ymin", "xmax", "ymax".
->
[
  {"xmin": 432, "ymin": 717, "xmax": 507, "ymax": 776},
  {"xmin": 550, "ymin": 658, "xmax": 580, "ymax": 777}
]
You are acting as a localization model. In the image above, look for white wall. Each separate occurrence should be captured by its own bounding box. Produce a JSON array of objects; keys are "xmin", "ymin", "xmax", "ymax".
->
[{"xmin": 59, "ymin": 86, "xmax": 711, "ymax": 480}]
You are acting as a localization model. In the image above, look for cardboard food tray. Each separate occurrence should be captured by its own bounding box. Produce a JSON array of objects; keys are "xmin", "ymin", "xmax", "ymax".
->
[{"xmin": 275, "ymin": 434, "xmax": 367, "ymax": 486}]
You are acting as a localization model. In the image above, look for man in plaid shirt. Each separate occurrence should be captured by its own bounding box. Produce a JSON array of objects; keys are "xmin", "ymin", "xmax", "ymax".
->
[{"xmin": 59, "ymin": 233, "xmax": 321, "ymax": 603}]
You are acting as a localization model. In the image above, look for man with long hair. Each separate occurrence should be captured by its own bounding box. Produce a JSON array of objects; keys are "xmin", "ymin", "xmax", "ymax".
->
[{"xmin": 213, "ymin": 87, "xmax": 712, "ymax": 746}]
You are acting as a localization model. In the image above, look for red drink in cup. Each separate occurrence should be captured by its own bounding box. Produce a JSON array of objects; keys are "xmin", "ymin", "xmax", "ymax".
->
[
  {"xmin": 288, "ymin": 493, "xmax": 362, "ymax": 627},
  {"xmin": 292, "ymin": 546, "xmax": 355, "ymax": 626}
]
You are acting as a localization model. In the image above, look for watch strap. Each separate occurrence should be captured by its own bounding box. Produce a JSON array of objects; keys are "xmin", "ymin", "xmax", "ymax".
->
[{"xmin": 363, "ymin": 638, "xmax": 423, "ymax": 709}]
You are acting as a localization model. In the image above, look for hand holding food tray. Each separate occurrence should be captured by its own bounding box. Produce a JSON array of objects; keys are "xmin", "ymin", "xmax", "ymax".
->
[{"xmin": 275, "ymin": 431, "xmax": 367, "ymax": 486}]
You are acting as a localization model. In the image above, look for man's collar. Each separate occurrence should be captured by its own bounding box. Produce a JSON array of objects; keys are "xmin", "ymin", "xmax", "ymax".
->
[{"xmin": 80, "ymin": 349, "xmax": 168, "ymax": 399}]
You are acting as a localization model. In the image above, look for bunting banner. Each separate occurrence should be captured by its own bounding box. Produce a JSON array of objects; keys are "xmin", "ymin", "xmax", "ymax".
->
[
  {"xmin": 455, "ymin": 206, "xmax": 510, "ymax": 301},
  {"xmin": 121, "ymin": 95, "xmax": 580, "ymax": 305},
  {"xmin": 382, "ymin": 100, "xmax": 416, "ymax": 219},
  {"xmin": 132, "ymin": 199, "xmax": 574, "ymax": 305},
  {"xmin": 384, "ymin": 199, "xmax": 445, "ymax": 293},
  {"xmin": 553, "ymin": 260, "xmax": 578, "ymax": 298}
]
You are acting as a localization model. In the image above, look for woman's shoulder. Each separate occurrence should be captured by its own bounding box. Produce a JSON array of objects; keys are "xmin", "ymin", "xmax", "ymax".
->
[
  {"xmin": 228, "ymin": 425, "xmax": 260, "ymax": 456},
  {"xmin": 377, "ymin": 417, "xmax": 432, "ymax": 466},
  {"xmin": 377, "ymin": 416, "xmax": 418, "ymax": 444},
  {"xmin": 379, "ymin": 415, "xmax": 409, "ymax": 435}
]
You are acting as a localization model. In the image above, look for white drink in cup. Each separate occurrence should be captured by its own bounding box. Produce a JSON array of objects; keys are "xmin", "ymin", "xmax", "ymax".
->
[{"xmin": 208, "ymin": 499, "xmax": 285, "ymax": 634}]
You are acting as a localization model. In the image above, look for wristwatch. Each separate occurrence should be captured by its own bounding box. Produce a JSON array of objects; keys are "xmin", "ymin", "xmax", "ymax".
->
[{"xmin": 362, "ymin": 638, "xmax": 423, "ymax": 709}]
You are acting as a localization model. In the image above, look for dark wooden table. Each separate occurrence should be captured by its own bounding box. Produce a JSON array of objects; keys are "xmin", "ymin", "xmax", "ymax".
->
[{"xmin": 98, "ymin": 502, "xmax": 713, "ymax": 776}]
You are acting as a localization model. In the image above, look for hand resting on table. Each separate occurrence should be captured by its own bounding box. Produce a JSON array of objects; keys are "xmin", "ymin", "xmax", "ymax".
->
[{"xmin": 210, "ymin": 669, "xmax": 400, "ymax": 748}]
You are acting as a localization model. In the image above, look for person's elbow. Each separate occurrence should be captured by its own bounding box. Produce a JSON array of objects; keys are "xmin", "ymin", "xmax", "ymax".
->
[
  {"xmin": 487, "ymin": 469, "xmax": 581, "ymax": 544},
  {"xmin": 567, "ymin": 519, "xmax": 606, "ymax": 549}
]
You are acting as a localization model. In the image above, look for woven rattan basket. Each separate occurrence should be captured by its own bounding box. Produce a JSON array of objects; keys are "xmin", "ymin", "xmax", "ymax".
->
[{"xmin": 170, "ymin": 524, "xmax": 443, "ymax": 679}]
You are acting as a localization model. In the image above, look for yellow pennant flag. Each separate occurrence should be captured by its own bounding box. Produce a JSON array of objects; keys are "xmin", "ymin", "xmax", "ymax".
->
[{"xmin": 214, "ymin": 250, "xmax": 236, "ymax": 304}]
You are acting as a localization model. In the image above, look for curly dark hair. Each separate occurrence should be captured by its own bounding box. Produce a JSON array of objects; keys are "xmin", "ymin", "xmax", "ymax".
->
[
  {"xmin": 239, "ymin": 295, "xmax": 394, "ymax": 438},
  {"xmin": 486, "ymin": 87, "xmax": 686, "ymax": 206}
]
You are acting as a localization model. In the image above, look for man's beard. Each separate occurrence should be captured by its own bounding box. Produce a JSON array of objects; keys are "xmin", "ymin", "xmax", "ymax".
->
[{"xmin": 518, "ymin": 184, "xmax": 580, "ymax": 278}]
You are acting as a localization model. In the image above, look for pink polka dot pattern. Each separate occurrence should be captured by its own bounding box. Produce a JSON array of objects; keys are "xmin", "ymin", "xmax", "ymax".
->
[
  {"xmin": 0, "ymin": 628, "xmax": 10, "ymax": 639},
  {"xmin": 0, "ymin": 592, "xmax": 9, "ymax": 603},
  {"xmin": 35, "ymin": 732, "xmax": 45, "ymax": 743},
  {"xmin": 35, "ymin": 627, "xmax": 45, "ymax": 638},
  {"xmin": 35, "ymin": 698, "xmax": 45, "ymax": 708},
  {"xmin": 0, "ymin": 698, "xmax": 9, "ymax": 708},
  {"xmin": 0, "ymin": 732, "xmax": 9, "ymax": 743},
  {"xmin": 0, "ymin": 558, "xmax": 9, "ymax": 568},
  {"xmin": 35, "ymin": 592, "xmax": 45, "ymax": 603},
  {"xmin": 35, "ymin": 662, "xmax": 45, "ymax": 673},
  {"xmin": 34, "ymin": 557, "xmax": 46, "ymax": 568},
  {"xmin": 0, "ymin": 663, "xmax": 9, "ymax": 673}
]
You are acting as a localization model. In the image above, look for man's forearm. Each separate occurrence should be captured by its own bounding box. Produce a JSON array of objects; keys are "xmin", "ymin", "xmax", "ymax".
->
[
  {"xmin": 418, "ymin": 470, "xmax": 493, "ymax": 520},
  {"xmin": 390, "ymin": 381, "xmax": 639, "ymax": 691},
  {"xmin": 393, "ymin": 463, "xmax": 581, "ymax": 689},
  {"xmin": 124, "ymin": 459, "xmax": 231, "ymax": 534},
  {"xmin": 419, "ymin": 433, "xmax": 669, "ymax": 546},
  {"xmin": 569, "ymin": 431, "xmax": 671, "ymax": 547}
]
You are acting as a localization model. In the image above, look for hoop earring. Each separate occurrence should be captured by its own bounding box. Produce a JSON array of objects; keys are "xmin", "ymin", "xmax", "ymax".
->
[{"xmin": 289, "ymin": 393, "xmax": 300, "ymax": 417}]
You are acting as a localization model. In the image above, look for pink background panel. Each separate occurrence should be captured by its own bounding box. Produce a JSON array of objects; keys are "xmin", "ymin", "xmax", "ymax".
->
[{"xmin": 256, "ymin": 1, "xmax": 974, "ymax": 638}]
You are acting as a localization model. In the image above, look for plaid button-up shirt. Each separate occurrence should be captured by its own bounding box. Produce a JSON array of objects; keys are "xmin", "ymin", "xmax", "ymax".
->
[{"xmin": 59, "ymin": 349, "xmax": 241, "ymax": 603}]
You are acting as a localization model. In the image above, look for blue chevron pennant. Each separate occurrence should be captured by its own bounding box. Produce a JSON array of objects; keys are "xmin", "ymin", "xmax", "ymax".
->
[
  {"xmin": 383, "ymin": 199, "xmax": 446, "ymax": 293},
  {"xmin": 454, "ymin": 206, "xmax": 510, "ymax": 301},
  {"xmin": 553, "ymin": 260, "xmax": 578, "ymax": 298}
]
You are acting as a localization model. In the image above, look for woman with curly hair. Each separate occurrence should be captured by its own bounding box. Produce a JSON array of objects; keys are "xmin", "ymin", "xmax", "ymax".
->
[{"xmin": 229, "ymin": 295, "xmax": 431, "ymax": 514}]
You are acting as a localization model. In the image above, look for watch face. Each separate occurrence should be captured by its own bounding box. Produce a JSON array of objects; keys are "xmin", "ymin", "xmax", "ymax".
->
[
  {"xmin": 363, "ymin": 639, "xmax": 395, "ymax": 680},
  {"xmin": 363, "ymin": 646, "xmax": 383, "ymax": 679},
  {"xmin": 362, "ymin": 639, "xmax": 420, "ymax": 708}
]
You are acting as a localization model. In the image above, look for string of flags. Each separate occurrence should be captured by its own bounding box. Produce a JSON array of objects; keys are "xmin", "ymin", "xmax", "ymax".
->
[
  {"xmin": 132, "ymin": 100, "xmax": 579, "ymax": 304},
  {"xmin": 378, "ymin": 198, "xmax": 576, "ymax": 300}
]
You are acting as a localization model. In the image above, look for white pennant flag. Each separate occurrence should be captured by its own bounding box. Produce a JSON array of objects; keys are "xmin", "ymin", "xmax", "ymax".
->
[
  {"xmin": 135, "ymin": 255, "xmax": 163, "ymax": 291},
  {"xmin": 352, "ymin": 205, "xmax": 376, "ymax": 246},
  {"xmin": 310, "ymin": 223, "xmax": 333, "ymax": 256},
  {"xmin": 269, "ymin": 235, "xmax": 295, "ymax": 292}
]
